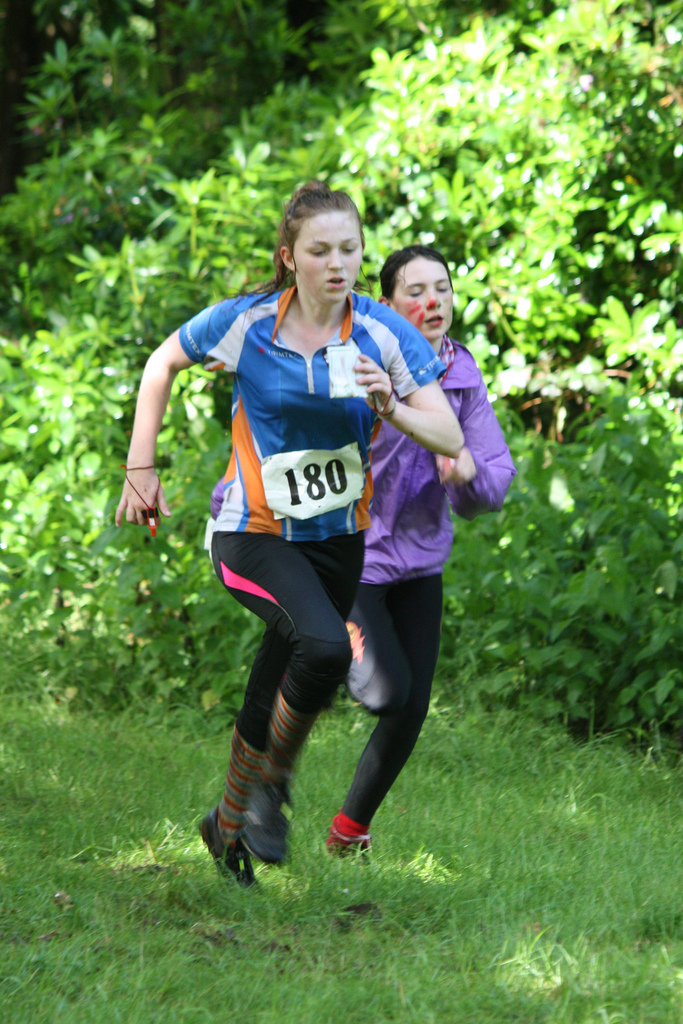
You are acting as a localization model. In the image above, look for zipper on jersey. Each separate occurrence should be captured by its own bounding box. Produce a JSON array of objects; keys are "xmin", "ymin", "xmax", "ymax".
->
[
  {"xmin": 304, "ymin": 356, "xmax": 315, "ymax": 394},
  {"xmin": 273, "ymin": 330, "xmax": 316, "ymax": 394}
]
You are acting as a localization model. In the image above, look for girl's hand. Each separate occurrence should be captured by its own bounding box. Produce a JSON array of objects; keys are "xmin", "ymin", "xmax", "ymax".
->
[
  {"xmin": 436, "ymin": 447, "xmax": 477, "ymax": 486},
  {"xmin": 115, "ymin": 469, "xmax": 171, "ymax": 527},
  {"xmin": 354, "ymin": 354, "xmax": 395, "ymax": 418}
]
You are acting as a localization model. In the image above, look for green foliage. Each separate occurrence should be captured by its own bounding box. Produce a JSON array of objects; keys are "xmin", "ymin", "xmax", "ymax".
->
[
  {"xmin": 441, "ymin": 391, "xmax": 683, "ymax": 737},
  {"xmin": 333, "ymin": 3, "xmax": 683, "ymax": 433},
  {"xmin": 1, "ymin": 0, "xmax": 682, "ymax": 732},
  {"xmin": 21, "ymin": 0, "xmax": 299, "ymax": 169}
]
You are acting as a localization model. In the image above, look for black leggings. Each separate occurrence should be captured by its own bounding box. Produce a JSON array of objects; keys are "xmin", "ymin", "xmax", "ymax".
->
[
  {"xmin": 211, "ymin": 530, "xmax": 364, "ymax": 749},
  {"xmin": 342, "ymin": 574, "xmax": 443, "ymax": 826}
]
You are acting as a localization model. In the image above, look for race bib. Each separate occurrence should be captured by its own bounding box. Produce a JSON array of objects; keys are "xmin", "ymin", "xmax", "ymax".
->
[{"xmin": 261, "ymin": 443, "xmax": 365, "ymax": 520}]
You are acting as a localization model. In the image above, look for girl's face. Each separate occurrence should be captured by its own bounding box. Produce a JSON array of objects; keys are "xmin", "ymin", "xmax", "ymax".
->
[
  {"xmin": 281, "ymin": 211, "xmax": 364, "ymax": 307},
  {"xmin": 384, "ymin": 256, "xmax": 454, "ymax": 348}
]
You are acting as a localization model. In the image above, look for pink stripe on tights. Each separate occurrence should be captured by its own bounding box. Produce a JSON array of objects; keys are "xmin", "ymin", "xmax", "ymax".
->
[{"xmin": 220, "ymin": 561, "xmax": 280, "ymax": 606}]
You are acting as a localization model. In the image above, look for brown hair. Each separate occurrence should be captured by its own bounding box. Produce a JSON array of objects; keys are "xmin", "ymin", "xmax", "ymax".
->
[
  {"xmin": 257, "ymin": 180, "xmax": 365, "ymax": 295},
  {"xmin": 379, "ymin": 245, "xmax": 453, "ymax": 299}
]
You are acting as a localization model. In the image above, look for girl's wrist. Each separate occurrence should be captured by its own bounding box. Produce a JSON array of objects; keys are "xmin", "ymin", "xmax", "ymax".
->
[{"xmin": 376, "ymin": 391, "xmax": 397, "ymax": 420}]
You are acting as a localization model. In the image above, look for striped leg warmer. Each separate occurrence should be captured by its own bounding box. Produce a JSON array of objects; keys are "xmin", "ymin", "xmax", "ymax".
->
[
  {"xmin": 262, "ymin": 689, "xmax": 317, "ymax": 784},
  {"xmin": 217, "ymin": 727, "xmax": 266, "ymax": 846}
]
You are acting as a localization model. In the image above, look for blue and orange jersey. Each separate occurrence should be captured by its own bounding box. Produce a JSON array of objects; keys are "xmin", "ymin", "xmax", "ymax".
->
[{"xmin": 178, "ymin": 288, "xmax": 445, "ymax": 541}]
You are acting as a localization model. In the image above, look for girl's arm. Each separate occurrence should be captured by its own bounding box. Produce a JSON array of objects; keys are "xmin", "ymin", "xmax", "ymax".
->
[
  {"xmin": 115, "ymin": 330, "xmax": 195, "ymax": 527},
  {"xmin": 355, "ymin": 355, "xmax": 464, "ymax": 457},
  {"xmin": 438, "ymin": 380, "xmax": 516, "ymax": 520}
]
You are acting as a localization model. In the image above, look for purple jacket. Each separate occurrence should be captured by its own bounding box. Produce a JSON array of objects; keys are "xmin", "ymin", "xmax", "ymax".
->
[
  {"xmin": 211, "ymin": 338, "xmax": 515, "ymax": 586},
  {"xmin": 358, "ymin": 339, "xmax": 516, "ymax": 586}
]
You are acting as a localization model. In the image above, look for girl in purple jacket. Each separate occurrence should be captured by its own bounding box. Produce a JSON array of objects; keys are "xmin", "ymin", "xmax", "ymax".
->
[
  {"xmin": 324, "ymin": 245, "xmax": 516, "ymax": 852},
  {"xmin": 217, "ymin": 245, "xmax": 516, "ymax": 863}
]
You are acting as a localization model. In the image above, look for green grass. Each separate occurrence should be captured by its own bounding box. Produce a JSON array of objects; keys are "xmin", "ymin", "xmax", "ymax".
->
[{"xmin": 2, "ymin": 696, "xmax": 683, "ymax": 1023}]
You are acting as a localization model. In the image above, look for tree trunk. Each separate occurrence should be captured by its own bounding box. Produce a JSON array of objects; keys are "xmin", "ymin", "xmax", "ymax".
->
[{"xmin": 0, "ymin": 0, "xmax": 45, "ymax": 197}]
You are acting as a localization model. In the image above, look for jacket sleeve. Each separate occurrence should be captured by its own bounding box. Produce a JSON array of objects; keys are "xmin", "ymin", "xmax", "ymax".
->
[
  {"xmin": 443, "ymin": 378, "xmax": 516, "ymax": 521},
  {"xmin": 210, "ymin": 478, "xmax": 224, "ymax": 519}
]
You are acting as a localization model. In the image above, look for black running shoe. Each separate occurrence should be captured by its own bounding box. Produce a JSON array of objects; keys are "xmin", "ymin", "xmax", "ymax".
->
[
  {"xmin": 200, "ymin": 807, "xmax": 256, "ymax": 888},
  {"xmin": 243, "ymin": 781, "xmax": 291, "ymax": 864}
]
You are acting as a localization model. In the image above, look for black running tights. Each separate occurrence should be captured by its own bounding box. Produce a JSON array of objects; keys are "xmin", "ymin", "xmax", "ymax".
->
[
  {"xmin": 341, "ymin": 574, "xmax": 443, "ymax": 826},
  {"xmin": 211, "ymin": 530, "xmax": 364, "ymax": 750}
]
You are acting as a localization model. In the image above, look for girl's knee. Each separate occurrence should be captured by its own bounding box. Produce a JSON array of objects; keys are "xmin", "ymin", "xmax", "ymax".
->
[
  {"xmin": 287, "ymin": 635, "xmax": 352, "ymax": 703},
  {"xmin": 351, "ymin": 672, "xmax": 411, "ymax": 716},
  {"xmin": 306, "ymin": 635, "xmax": 351, "ymax": 679}
]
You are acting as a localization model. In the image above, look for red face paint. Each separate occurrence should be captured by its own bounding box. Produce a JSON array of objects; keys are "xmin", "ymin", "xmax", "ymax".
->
[{"xmin": 406, "ymin": 299, "xmax": 425, "ymax": 326}]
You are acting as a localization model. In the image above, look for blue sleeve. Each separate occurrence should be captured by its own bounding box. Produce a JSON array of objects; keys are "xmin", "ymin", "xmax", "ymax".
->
[
  {"xmin": 355, "ymin": 298, "xmax": 445, "ymax": 398},
  {"xmin": 178, "ymin": 298, "xmax": 245, "ymax": 366},
  {"xmin": 390, "ymin": 308, "xmax": 446, "ymax": 390}
]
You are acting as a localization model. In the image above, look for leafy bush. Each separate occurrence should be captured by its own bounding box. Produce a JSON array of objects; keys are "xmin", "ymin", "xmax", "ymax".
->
[
  {"xmin": 1, "ymin": 0, "xmax": 683, "ymax": 732},
  {"xmin": 440, "ymin": 390, "xmax": 683, "ymax": 738}
]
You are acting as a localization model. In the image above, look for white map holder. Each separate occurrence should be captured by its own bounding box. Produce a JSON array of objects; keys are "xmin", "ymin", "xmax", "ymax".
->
[{"xmin": 327, "ymin": 340, "xmax": 368, "ymax": 398}]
